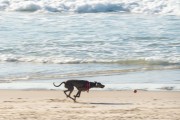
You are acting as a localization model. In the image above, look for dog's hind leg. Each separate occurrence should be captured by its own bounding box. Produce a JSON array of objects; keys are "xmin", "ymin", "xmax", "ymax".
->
[
  {"xmin": 74, "ymin": 90, "xmax": 82, "ymax": 102},
  {"xmin": 74, "ymin": 90, "xmax": 81, "ymax": 98},
  {"xmin": 65, "ymin": 87, "xmax": 76, "ymax": 102},
  {"xmin": 64, "ymin": 83, "xmax": 74, "ymax": 98},
  {"xmin": 67, "ymin": 86, "xmax": 74, "ymax": 97},
  {"xmin": 64, "ymin": 88, "xmax": 73, "ymax": 98},
  {"xmin": 68, "ymin": 89, "xmax": 76, "ymax": 102},
  {"xmin": 64, "ymin": 89, "xmax": 76, "ymax": 102},
  {"xmin": 69, "ymin": 95, "xmax": 76, "ymax": 102},
  {"xmin": 64, "ymin": 90, "xmax": 69, "ymax": 98}
]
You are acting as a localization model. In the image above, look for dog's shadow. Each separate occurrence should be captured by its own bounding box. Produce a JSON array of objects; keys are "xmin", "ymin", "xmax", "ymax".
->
[{"xmin": 79, "ymin": 102, "xmax": 133, "ymax": 105}]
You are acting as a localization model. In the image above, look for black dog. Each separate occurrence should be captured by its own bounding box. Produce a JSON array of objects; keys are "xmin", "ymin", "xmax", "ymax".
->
[{"xmin": 53, "ymin": 80, "xmax": 105, "ymax": 102}]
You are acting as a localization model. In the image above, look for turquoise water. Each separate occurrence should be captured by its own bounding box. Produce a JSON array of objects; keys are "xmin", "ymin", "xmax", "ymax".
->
[{"xmin": 0, "ymin": 1, "xmax": 180, "ymax": 90}]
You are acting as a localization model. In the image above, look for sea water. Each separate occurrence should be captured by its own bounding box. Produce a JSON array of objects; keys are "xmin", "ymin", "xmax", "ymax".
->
[{"xmin": 0, "ymin": 0, "xmax": 180, "ymax": 91}]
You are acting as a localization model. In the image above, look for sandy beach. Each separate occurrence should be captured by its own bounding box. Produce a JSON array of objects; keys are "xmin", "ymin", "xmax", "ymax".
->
[
  {"xmin": 0, "ymin": 90, "xmax": 180, "ymax": 120},
  {"xmin": 0, "ymin": 1, "xmax": 180, "ymax": 120}
]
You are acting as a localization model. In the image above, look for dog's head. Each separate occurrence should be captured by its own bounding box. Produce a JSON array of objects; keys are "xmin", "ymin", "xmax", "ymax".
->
[{"xmin": 94, "ymin": 82, "xmax": 105, "ymax": 88}]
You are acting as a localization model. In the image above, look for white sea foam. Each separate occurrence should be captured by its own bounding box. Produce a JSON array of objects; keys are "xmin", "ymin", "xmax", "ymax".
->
[
  {"xmin": 0, "ymin": 82, "xmax": 180, "ymax": 91},
  {"xmin": 0, "ymin": 54, "xmax": 179, "ymax": 66},
  {"xmin": 0, "ymin": 0, "xmax": 179, "ymax": 15},
  {"xmin": 105, "ymin": 83, "xmax": 180, "ymax": 91}
]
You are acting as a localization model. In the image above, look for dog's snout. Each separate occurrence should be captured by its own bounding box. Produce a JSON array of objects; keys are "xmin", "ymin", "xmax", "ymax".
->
[{"xmin": 101, "ymin": 85, "xmax": 105, "ymax": 88}]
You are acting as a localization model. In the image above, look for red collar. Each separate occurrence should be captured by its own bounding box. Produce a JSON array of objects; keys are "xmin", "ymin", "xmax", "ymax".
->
[{"xmin": 85, "ymin": 82, "xmax": 90, "ymax": 92}]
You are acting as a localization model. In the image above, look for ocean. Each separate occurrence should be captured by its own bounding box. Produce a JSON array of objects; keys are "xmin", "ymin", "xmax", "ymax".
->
[{"xmin": 0, "ymin": 0, "xmax": 180, "ymax": 91}]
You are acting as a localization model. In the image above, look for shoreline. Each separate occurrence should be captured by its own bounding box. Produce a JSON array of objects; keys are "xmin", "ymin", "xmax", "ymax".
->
[
  {"xmin": 0, "ymin": 82, "xmax": 179, "ymax": 91},
  {"xmin": 0, "ymin": 90, "xmax": 180, "ymax": 120},
  {"xmin": 0, "ymin": 70, "xmax": 180, "ymax": 91}
]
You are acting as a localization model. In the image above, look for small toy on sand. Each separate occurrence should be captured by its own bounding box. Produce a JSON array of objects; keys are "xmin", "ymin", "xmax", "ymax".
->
[{"xmin": 134, "ymin": 90, "xmax": 137, "ymax": 93}]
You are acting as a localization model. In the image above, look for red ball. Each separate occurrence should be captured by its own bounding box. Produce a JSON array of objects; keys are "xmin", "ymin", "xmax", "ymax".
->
[{"xmin": 134, "ymin": 90, "xmax": 137, "ymax": 93}]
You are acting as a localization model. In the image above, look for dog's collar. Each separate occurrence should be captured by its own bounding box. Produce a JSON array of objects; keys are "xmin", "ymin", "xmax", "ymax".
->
[{"xmin": 85, "ymin": 82, "xmax": 90, "ymax": 92}]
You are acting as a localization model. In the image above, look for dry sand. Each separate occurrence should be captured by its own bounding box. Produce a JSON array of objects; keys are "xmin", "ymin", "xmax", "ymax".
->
[{"xmin": 0, "ymin": 90, "xmax": 180, "ymax": 120}]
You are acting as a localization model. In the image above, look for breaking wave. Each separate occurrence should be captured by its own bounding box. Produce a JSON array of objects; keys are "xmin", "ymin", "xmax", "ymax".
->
[
  {"xmin": 0, "ymin": 54, "xmax": 180, "ymax": 66},
  {"xmin": 0, "ymin": 0, "xmax": 179, "ymax": 15}
]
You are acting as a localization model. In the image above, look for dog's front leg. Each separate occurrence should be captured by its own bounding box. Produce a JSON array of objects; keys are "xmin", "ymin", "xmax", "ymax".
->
[{"xmin": 77, "ymin": 90, "xmax": 81, "ymax": 97}]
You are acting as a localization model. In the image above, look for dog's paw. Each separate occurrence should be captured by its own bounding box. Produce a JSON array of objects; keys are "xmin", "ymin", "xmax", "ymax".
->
[
  {"xmin": 66, "ymin": 95, "xmax": 70, "ymax": 98},
  {"xmin": 73, "ymin": 99, "xmax": 77, "ymax": 103}
]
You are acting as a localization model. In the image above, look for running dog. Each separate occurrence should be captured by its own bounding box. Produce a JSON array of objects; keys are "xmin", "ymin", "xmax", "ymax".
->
[{"xmin": 53, "ymin": 80, "xmax": 105, "ymax": 102}]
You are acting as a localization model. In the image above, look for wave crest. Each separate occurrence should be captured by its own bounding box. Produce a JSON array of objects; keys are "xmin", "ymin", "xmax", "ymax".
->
[
  {"xmin": 0, "ymin": 54, "xmax": 179, "ymax": 66},
  {"xmin": 0, "ymin": 0, "xmax": 179, "ymax": 15}
]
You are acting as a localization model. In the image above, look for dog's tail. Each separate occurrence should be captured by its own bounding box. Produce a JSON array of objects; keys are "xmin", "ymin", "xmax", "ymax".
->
[{"xmin": 53, "ymin": 82, "xmax": 65, "ymax": 87}]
